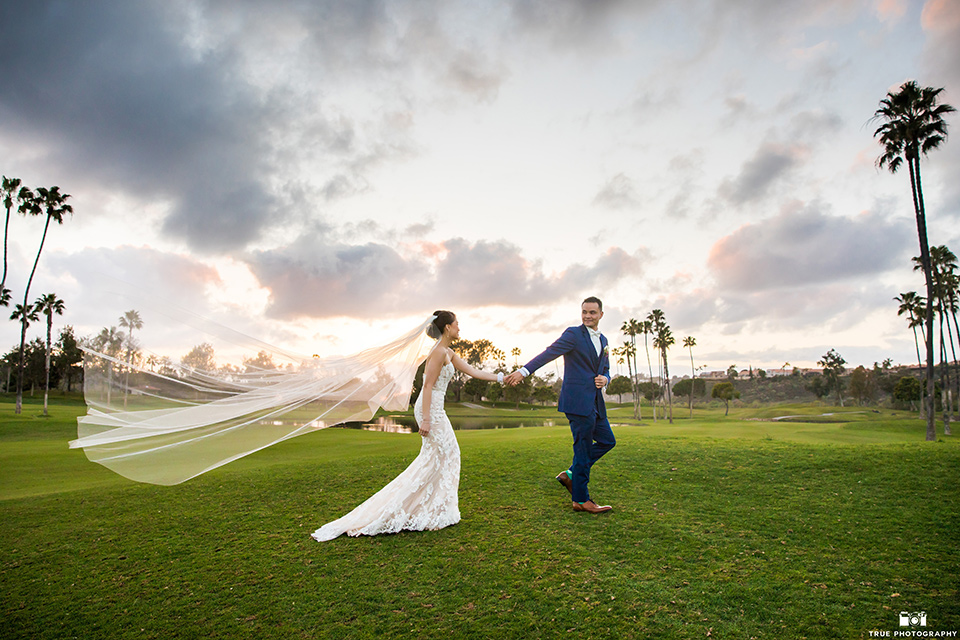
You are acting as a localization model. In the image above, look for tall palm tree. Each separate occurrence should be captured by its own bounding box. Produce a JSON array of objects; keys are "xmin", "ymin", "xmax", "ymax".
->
[
  {"xmin": 511, "ymin": 347, "xmax": 521, "ymax": 368},
  {"xmin": 648, "ymin": 309, "xmax": 674, "ymax": 424},
  {"xmin": 619, "ymin": 340, "xmax": 639, "ymax": 418},
  {"xmin": 621, "ymin": 318, "xmax": 642, "ymax": 419},
  {"xmin": 895, "ymin": 291, "xmax": 926, "ymax": 374},
  {"xmin": 654, "ymin": 323, "xmax": 675, "ymax": 424},
  {"xmin": 683, "ymin": 336, "xmax": 696, "ymax": 418},
  {"xmin": 14, "ymin": 186, "xmax": 72, "ymax": 414},
  {"xmin": 928, "ymin": 246, "xmax": 959, "ymax": 433},
  {"xmin": 119, "ymin": 309, "xmax": 143, "ymax": 408},
  {"xmin": 10, "ymin": 302, "xmax": 39, "ymax": 413},
  {"xmin": 35, "ymin": 293, "xmax": 64, "ymax": 416},
  {"xmin": 943, "ymin": 264, "xmax": 960, "ymax": 425},
  {"xmin": 1, "ymin": 176, "xmax": 29, "ymax": 299},
  {"xmin": 640, "ymin": 319, "xmax": 656, "ymax": 421},
  {"xmin": 914, "ymin": 249, "xmax": 958, "ymax": 432},
  {"xmin": 873, "ymin": 80, "xmax": 956, "ymax": 441},
  {"xmin": 894, "ymin": 291, "xmax": 927, "ymax": 419},
  {"xmin": 20, "ymin": 187, "xmax": 72, "ymax": 307}
]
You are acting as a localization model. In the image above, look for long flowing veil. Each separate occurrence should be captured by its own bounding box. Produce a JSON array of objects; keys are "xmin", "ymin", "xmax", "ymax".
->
[{"xmin": 69, "ymin": 316, "xmax": 435, "ymax": 485}]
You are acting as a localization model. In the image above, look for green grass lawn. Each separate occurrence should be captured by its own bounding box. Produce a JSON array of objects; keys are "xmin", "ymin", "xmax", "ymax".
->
[{"xmin": 2, "ymin": 397, "xmax": 958, "ymax": 639}]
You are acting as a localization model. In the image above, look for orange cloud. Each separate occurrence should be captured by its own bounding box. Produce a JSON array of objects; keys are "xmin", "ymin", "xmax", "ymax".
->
[
  {"xmin": 921, "ymin": 0, "xmax": 960, "ymax": 32},
  {"xmin": 875, "ymin": 0, "xmax": 907, "ymax": 23}
]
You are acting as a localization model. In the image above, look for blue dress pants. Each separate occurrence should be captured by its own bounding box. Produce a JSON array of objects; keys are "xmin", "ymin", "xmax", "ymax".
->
[{"xmin": 566, "ymin": 411, "xmax": 616, "ymax": 503}]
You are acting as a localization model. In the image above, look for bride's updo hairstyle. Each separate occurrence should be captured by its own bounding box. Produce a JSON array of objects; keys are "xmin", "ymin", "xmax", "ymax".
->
[{"xmin": 427, "ymin": 310, "xmax": 456, "ymax": 340}]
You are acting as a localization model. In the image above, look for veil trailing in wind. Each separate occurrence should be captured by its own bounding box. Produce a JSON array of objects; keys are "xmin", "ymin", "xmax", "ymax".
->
[{"xmin": 69, "ymin": 316, "xmax": 435, "ymax": 485}]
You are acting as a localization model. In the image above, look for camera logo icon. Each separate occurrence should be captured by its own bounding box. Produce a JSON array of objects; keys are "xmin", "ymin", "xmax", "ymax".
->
[{"xmin": 899, "ymin": 611, "xmax": 927, "ymax": 627}]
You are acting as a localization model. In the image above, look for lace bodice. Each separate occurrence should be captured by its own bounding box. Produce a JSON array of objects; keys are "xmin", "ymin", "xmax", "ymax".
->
[
  {"xmin": 312, "ymin": 361, "xmax": 460, "ymax": 541},
  {"xmin": 413, "ymin": 361, "xmax": 454, "ymax": 425}
]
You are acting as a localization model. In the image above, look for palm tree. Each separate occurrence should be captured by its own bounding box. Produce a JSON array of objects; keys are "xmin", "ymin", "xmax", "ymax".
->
[
  {"xmin": 14, "ymin": 186, "xmax": 72, "ymax": 414},
  {"xmin": 683, "ymin": 336, "xmax": 696, "ymax": 418},
  {"xmin": 619, "ymin": 340, "xmax": 639, "ymax": 419},
  {"xmin": 10, "ymin": 302, "xmax": 39, "ymax": 413},
  {"xmin": 1, "ymin": 176, "xmax": 29, "ymax": 299},
  {"xmin": 640, "ymin": 319, "xmax": 656, "ymax": 421},
  {"xmin": 913, "ymin": 249, "xmax": 959, "ymax": 432},
  {"xmin": 511, "ymin": 347, "xmax": 521, "ymax": 368},
  {"xmin": 895, "ymin": 291, "xmax": 926, "ymax": 373},
  {"xmin": 648, "ymin": 309, "xmax": 674, "ymax": 423},
  {"xmin": 491, "ymin": 347, "xmax": 505, "ymax": 370},
  {"xmin": 621, "ymin": 318, "xmax": 643, "ymax": 419},
  {"xmin": 35, "ymin": 294, "xmax": 64, "ymax": 416},
  {"xmin": 119, "ymin": 309, "xmax": 143, "ymax": 408},
  {"xmin": 654, "ymin": 324, "xmax": 675, "ymax": 423},
  {"xmin": 873, "ymin": 80, "xmax": 956, "ymax": 441},
  {"xmin": 894, "ymin": 291, "xmax": 927, "ymax": 419},
  {"xmin": 943, "ymin": 264, "xmax": 960, "ymax": 425},
  {"xmin": 928, "ymin": 246, "xmax": 959, "ymax": 434},
  {"xmin": 612, "ymin": 344, "xmax": 624, "ymax": 376},
  {"xmin": 20, "ymin": 187, "xmax": 72, "ymax": 307}
]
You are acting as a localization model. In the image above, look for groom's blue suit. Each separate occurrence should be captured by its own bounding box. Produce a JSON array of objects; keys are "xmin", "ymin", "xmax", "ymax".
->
[{"xmin": 523, "ymin": 324, "xmax": 615, "ymax": 503}]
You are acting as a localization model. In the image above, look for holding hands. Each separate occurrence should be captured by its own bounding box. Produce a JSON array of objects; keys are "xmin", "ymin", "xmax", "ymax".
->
[
  {"xmin": 503, "ymin": 371, "xmax": 606, "ymax": 388},
  {"xmin": 503, "ymin": 371, "xmax": 524, "ymax": 386}
]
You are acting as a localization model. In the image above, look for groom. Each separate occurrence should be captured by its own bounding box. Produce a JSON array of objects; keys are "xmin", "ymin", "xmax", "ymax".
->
[{"xmin": 505, "ymin": 297, "xmax": 615, "ymax": 514}]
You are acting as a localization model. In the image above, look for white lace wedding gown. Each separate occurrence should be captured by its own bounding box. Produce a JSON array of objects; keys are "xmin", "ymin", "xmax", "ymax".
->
[{"xmin": 312, "ymin": 362, "xmax": 461, "ymax": 541}]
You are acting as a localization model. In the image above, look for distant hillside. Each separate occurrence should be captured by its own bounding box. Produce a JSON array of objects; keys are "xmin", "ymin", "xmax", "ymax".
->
[{"xmin": 697, "ymin": 367, "xmax": 922, "ymax": 407}]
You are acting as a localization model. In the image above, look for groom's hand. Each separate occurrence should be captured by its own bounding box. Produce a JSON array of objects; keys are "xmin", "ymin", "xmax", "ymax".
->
[
  {"xmin": 594, "ymin": 375, "xmax": 607, "ymax": 389},
  {"xmin": 504, "ymin": 371, "xmax": 523, "ymax": 386}
]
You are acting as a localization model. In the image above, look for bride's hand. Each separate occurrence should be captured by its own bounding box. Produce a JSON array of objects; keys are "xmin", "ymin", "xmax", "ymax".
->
[{"xmin": 419, "ymin": 419, "xmax": 431, "ymax": 437}]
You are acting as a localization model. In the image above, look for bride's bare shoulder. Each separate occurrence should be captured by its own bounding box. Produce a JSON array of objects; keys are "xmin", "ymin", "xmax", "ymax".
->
[{"xmin": 426, "ymin": 346, "xmax": 452, "ymax": 367}]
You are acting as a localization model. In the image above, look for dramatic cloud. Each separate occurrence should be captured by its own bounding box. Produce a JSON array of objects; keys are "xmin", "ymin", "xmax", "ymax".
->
[
  {"xmin": 707, "ymin": 203, "xmax": 912, "ymax": 292},
  {"xmin": 0, "ymin": 2, "xmax": 287, "ymax": 251},
  {"xmin": 718, "ymin": 142, "xmax": 807, "ymax": 204},
  {"xmin": 245, "ymin": 232, "xmax": 647, "ymax": 319},
  {"xmin": 0, "ymin": 0, "xmax": 507, "ymax": 254},
  {"xmin": 0, "ymin": 0, "xmax": 947, "ymax": 368}
]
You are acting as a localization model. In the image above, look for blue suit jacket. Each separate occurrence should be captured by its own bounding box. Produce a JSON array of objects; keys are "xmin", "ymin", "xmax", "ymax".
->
[{"xmin": 523, "ymin": 325, "xmax": 610, "ymax": 418}]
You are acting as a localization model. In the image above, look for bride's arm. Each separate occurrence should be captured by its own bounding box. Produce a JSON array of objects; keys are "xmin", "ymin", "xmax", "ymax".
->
[{"xmin": 450, "ymin": 353, "xmax": 500, "ymax": 382}]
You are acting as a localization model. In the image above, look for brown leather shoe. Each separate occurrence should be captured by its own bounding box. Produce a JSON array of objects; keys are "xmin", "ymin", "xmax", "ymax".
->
[
  {"xmin": 572, "ymin": 500, "xmax": 612, "ymax": 514},
  {"xmin": 556, "ymin": 471, "xmax": 572, "ymax": 494}
]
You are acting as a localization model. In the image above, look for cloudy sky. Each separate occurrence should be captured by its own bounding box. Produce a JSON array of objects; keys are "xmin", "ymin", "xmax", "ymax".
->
[{"xmin": 1, "ymin": 0, "xmax": 959, "ymax": 373}]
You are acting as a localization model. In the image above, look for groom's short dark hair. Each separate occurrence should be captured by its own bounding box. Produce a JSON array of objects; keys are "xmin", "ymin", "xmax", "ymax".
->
[{"xmin": 582, "ymin": 296, "xmax": 603, "ymax": 311}]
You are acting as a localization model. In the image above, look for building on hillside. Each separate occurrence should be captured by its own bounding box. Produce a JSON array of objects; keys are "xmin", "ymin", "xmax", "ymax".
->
[{"xmin": 700, "ymin": 370, "xmax": 728, "ymax": 380}]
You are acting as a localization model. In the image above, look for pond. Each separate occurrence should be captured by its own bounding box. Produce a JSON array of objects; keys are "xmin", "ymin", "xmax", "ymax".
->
[{"xmin": 338, "ymin": 416, "xmax": 559, "ymax": 434}]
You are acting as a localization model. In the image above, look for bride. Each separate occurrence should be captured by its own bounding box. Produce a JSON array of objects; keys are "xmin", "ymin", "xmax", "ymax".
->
[{"xmin": 312, "ymin": 310, "xmax": 502, "ymax": 541}]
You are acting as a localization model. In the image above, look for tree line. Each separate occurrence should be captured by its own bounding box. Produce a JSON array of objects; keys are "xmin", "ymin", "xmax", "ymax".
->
[
  {"xmin": 411, "ymin": 338, "xmax": 559, "ymax": 409},
  {"xmin": 610, "ymin": 310, "xmax": 688, "ymax": 424},
  {"xmin": 874, "ymin": 80, "xmax": 956, "ymax": 440},
  {"xmin": 893, "ymin": 245, "xmax": 959, "ymax": 436},
  {"xmin": 2, "ymin": 176, "xmax": 73, "ymax": 415}
]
